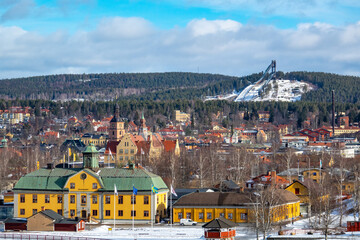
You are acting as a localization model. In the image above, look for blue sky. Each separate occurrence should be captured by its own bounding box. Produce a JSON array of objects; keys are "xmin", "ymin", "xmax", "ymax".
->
[{"xmin": 1, "ymin": 0, "xmax": 360, "ymax": 78}]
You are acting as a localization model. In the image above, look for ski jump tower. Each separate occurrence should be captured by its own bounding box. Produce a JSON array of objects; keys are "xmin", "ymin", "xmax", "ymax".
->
[{"xmin": 234, "ymin": 60, "xmax": 277, "ymax": 102}]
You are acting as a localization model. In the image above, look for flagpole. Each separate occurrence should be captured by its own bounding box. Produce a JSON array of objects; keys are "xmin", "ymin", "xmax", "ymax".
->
[
  {"xmin": 113, "ymin": 188, "xmax": 116, "ymax": 230},
  {"xmin": 170, "ymin": 188, "xmax": 172, "ymax": 228},
  {"xmin": 132, "ymin": 190, "xmax": 134, "ymax": 231},
  {"xmin": 151, "ymin": 185, "xmax": 153, "ymax": 228}
]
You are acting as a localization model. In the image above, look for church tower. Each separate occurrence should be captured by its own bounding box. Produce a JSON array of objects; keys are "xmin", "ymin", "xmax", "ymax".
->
[
  {"xmin": 82, "ymin": 143, "xmax": 99, "ymax": 169},
  {"xmin": 109, "ymin": 104, "xmax": 125, "ymax": 141},
  {"xmin": 138, "ymin": 111, "xmax": 149, "ymax": 140}
]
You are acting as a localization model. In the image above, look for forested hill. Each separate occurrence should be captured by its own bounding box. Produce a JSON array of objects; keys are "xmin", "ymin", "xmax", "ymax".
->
[{"xmin": 1, "ymin": 71, "xmax": 360, "ymax": 103}]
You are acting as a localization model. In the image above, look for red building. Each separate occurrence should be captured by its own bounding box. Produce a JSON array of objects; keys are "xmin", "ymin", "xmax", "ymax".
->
[{"xmin": 203, "ymin": 217, "xmax": 236, "ymax": 240}]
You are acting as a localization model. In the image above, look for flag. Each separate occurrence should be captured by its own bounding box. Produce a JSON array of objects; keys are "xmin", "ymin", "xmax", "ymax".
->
[
  {"xmin": 171, "ymin": 185, "xmax": 177, "ymax": 197},
  {"xmin": 114, "ymin": 184, "xmax": 118, "ymax": 195},
  {"xmin": 109, "ymin": 150, "xmax": 113, "ymax": 160},
  {"xmin": 152, "ymin": 185, "xmax": 158, "ymax": 194},
  {"xmin": 133, "ymin": 186, "xmax": 138, "ymax": 195},
  {"xmin": 320, "ymin": 159, "xmax": 322, "ymax": 168}
]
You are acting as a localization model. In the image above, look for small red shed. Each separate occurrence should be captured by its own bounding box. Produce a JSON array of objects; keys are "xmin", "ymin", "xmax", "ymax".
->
[
  {"xmin": 347, "ymin": 221, "xmax": 360, "ymax": 232},
  {"xmin": 202, "ymin": 217, "xmax": 236, "ymax": 240},
  {"xmin": 55, "ymin": 218, "xmax": 85, "ymax": 232},
  {"xmin": 4, "ymin": 218, "xmax": 27, "ymax": 231}
]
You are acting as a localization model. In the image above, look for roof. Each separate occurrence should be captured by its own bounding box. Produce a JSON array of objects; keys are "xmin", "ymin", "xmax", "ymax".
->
[
  {"xmin": 4, "ymin": 218, "xmax": 27, "ymax": 223},
  {"xmin": 202, "ymin": 217, "xmax": 237, "ymax": 229},
  {"xmin": 174, "ymin": 190, "xmax": 299, "ymax": 207},
  {"xmin": 13, "ymin": 167, "xmax": 168, "ymax": 192},
  {"xmin": 39, "ymin": 209, "xmax": 64, "ymax": 220}
]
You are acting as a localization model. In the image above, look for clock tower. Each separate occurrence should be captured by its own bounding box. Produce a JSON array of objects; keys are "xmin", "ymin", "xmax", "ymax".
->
[
  {"xmin": 109, "ymin": 104, "xmax": 125, "ymax": 141},
  {"xmin": 82, "ymin": 143, "xmax": 99, "ymax": 169}
]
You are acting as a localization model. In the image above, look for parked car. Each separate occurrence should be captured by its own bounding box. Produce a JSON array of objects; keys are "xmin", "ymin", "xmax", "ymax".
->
[{"xmin": 180, "ymin": 218, "xmax": 197, "ymax": 226}]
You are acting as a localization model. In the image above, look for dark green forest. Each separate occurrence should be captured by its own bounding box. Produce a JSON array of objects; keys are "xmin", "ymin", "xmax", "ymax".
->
[{"xmin": 2, "ymin": 71, "xmax": 360, "ymax": 103}]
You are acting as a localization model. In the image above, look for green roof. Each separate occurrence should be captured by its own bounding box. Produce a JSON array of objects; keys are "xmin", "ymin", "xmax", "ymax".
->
[
  {"xmin": 13, "ymin": 167, "xmax": 168, "ymax": 192},
  {"xmin": 82, "ymin": 143, "xmax": 98, "ymax": 154}
]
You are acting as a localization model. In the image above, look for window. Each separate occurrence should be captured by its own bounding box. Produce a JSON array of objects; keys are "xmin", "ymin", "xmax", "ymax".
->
[
  {"xmin": 144, "ymin": 196, "xmax": 149, "ymax": 204},
  {"xmin": 178, "ymin": 212, "xmax": 183, "ymax": 219},
  {"xmin": 33, "ymin": 194, "xmax": 37, "ymax": 203},
  {"xmin": 130, "ymin": 149, "xmax": 134, "ymax": 154},
  {"xmin": 228, "ymin": 213, "xmax": 233, "ymax": 220},
  {"xmin": 131, "ymin": 196, "xmax": 136, "ymax": 204},
  {"xmin": 20, "ymin": 209, "xmax": 25, "ymax": 215},
  {"xmin": 125, "ymin": 156, "xmax": 129, "ymax": 161},
  {"xmin": 342, "ymin": 185, "xmax": 346, "ymax": 190},
  {"xmin": 118, "ymin": 210, "xmax": 123, "ymax": 216},
  {"xmin": 92, "ymin": 183, "xmax": 98, "ymax": 189},
  {"xmin": 120, "ymin": 149, "xmax": 123, "ymax": 154},
  {"xmin": 186, "ymin": 212, "xmax": 191, "ymax": 219},
  {"xmin": 125, "ymin": 149, "xmax": 129, "ymax": 154},
  {"xmin": 106, "ymin": 196, "xmax": 111, "ymax": 204},
  {"xmin": 92, "ymin": 195, "xmax": 98, "ymax": 204},
  {"xmin": 157, "ymin": 196, "xmax": 159, "ymax": 204},
  {"xmin": 219, "ymin": 213, "xmax": 224, "ymax": 218},
  {"xmin": 57, "ymin": 209, "xmax": 63, "ymax": 215},
  {"xmin": 144, "ymin": 210, "xmax": 149, "ymax": 217},
  {"xmin": 20, "ymin": 194, "xmax": 25, "ymax": 203},
  {"xmin": 70, "ymin": 183, "xmax": 75, "ymax": 189},
  {"xmin": 57, "ymin": 195, "xmax": 63, "ymax": 203},
  {"xmin": 295, "ymin": 188, "xmax": 300, "ymax": 195},
  {"xmin": 131, "ymin": 156, "xmax": 134, "ymax": 160},
  {"xmin": 164, "ymin": 195, "xmax": 166, "ymax": 202},
  {"xmin": 92, "ymin": 210, "xmax": 98, "ymax": 216},
  {"xmin": 32, "ymin": 209, "xmax": 37, "ymax": 215},
  {"xmin": 118, "ymin": 195, "xmax": 123, "ymax": 204},
  {"xmin": 45, "ymin": 195, "xmax": 50, "ymax": 203},
  {"xmin": 81, "ymin": 195, "xmax": 86, "ymax": 204},
  {"xmin": 105, "ymin": 210, "xmax": 111, "ymax": 216},
  {"xmin": 131, "ymin": 210, "xmax": 136, "ymax": 217},
  {"xmin": 120, "ymin": 156, "xmax": 123, "ymax": 161},
  {"xmin": 241, "ymin": 213, "xmax": 248, "ymax": 220},
  {"xmin": 207, "ymin": 212, "xmax": 212, "ymax": 219},
  {"xmin": 70, "ymin": 195, "xmax": 75, "ymax": 204},
  {"xmin": 313, "ymin": 172, "xmax": 317, "ymax": 176},
  {"xmin": 199, "ymin": 212, "xmax": 204, "ymax": 219}
]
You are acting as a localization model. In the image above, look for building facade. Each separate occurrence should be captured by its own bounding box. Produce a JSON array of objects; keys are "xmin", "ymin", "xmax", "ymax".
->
[{"xmin": 13, "ymin": 144, "xmax": 168, "ymax": 223}]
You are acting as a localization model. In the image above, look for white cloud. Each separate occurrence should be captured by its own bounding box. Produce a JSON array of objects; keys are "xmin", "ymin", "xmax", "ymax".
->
[
  {"xmin": 187, "ymin": 19, "xmax": 242, "ymax": 37},
  {"xmin": 0, "ymin": 17, "xmax": 360, "ymax": 79}
]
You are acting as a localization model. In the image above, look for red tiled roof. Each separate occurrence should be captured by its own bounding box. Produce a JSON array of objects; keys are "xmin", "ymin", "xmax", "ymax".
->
[
  {"xmin": 105, "ymin": 141, "xmax": 119, "ymax": 154},
  {"xmin": 163, "ymin": 140, "xmax": 176, "ymax": 152}
]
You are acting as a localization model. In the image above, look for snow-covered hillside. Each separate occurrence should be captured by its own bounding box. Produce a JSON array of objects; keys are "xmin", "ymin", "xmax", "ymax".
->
[{"xmin": 234, "ymin": 79, "xmax": 313, "ymax": 102}]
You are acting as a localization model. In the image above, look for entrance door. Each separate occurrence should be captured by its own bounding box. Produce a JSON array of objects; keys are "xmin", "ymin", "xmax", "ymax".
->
[{"xmin": 81, "ymin": 210, "xmax": 87, "ymax": 219}]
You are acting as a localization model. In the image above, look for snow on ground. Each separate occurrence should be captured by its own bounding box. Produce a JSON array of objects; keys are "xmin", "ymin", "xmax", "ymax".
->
[
  {"xmin": 234, "ymin": 79, "xmax": 313, "ymax": 102},
  {"xmin": 1, "ymin": 199, "xmax": 360, "ymax": 239}
]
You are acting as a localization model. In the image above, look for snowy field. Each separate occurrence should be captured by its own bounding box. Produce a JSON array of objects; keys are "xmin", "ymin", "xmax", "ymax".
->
[
  {"xmin": 1, "ymin": 199, "xmax": 360, "ymax": 240},
  {"xmin": 234, "ymin": 79, "xmax": 313, "ymax": 102}
]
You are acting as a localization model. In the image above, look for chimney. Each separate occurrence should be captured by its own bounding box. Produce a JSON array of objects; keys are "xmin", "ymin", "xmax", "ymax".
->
[{"xmin": 270, "ymin": 170, "xmax": 277, "ymax": 185}]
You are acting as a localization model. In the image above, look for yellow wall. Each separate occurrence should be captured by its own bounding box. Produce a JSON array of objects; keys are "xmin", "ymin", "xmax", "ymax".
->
[
  {"xmin": 285, "ymin": 182, "xmax": 310, "ymax": 203},
  {"xmin": 173, "ymin": 202, "xmax": 300, "ymax": 223},
  {"xmin": 17, "ymin": 193, "xmax": 64, "ymax": 218},
  {"xmin": 303, "ymin": 169, "xmax": 324, "ymax": 183}
]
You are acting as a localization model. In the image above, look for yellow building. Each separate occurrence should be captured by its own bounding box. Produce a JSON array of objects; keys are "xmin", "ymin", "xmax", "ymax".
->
[
  {"xmin": 175, "ymin": 110, "xmax": 190, "ymax": 122},
  {"xmin": 302, "ymin": 169, "xmax": 325, "ymax": 183},
  {"xmin": 173, "ymin": 191, "xmax": 300, "ymax": 224},
  {"xmin": 81, "ymin": 133, "xmax": 107, "ymax": 148},
  {"xmin": 13, "ymin": 144, "xmax": 168, "ymax": 223}
]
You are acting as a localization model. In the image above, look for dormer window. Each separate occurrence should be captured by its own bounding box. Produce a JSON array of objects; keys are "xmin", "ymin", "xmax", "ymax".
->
[{"xmin": 70, "ymin": 183, "xmax": 75, "ymax": 189}]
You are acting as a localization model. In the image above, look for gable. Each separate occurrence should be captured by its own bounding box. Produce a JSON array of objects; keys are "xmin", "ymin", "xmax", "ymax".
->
[{"xmin": 64, "ymin": 169, "xmax": 103, "ymax": 192}]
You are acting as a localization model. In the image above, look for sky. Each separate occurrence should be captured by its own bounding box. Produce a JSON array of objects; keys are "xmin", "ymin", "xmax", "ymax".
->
[{"xmin": 1, "ymin": 0, "xmax": 360, "ymax": 79}]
